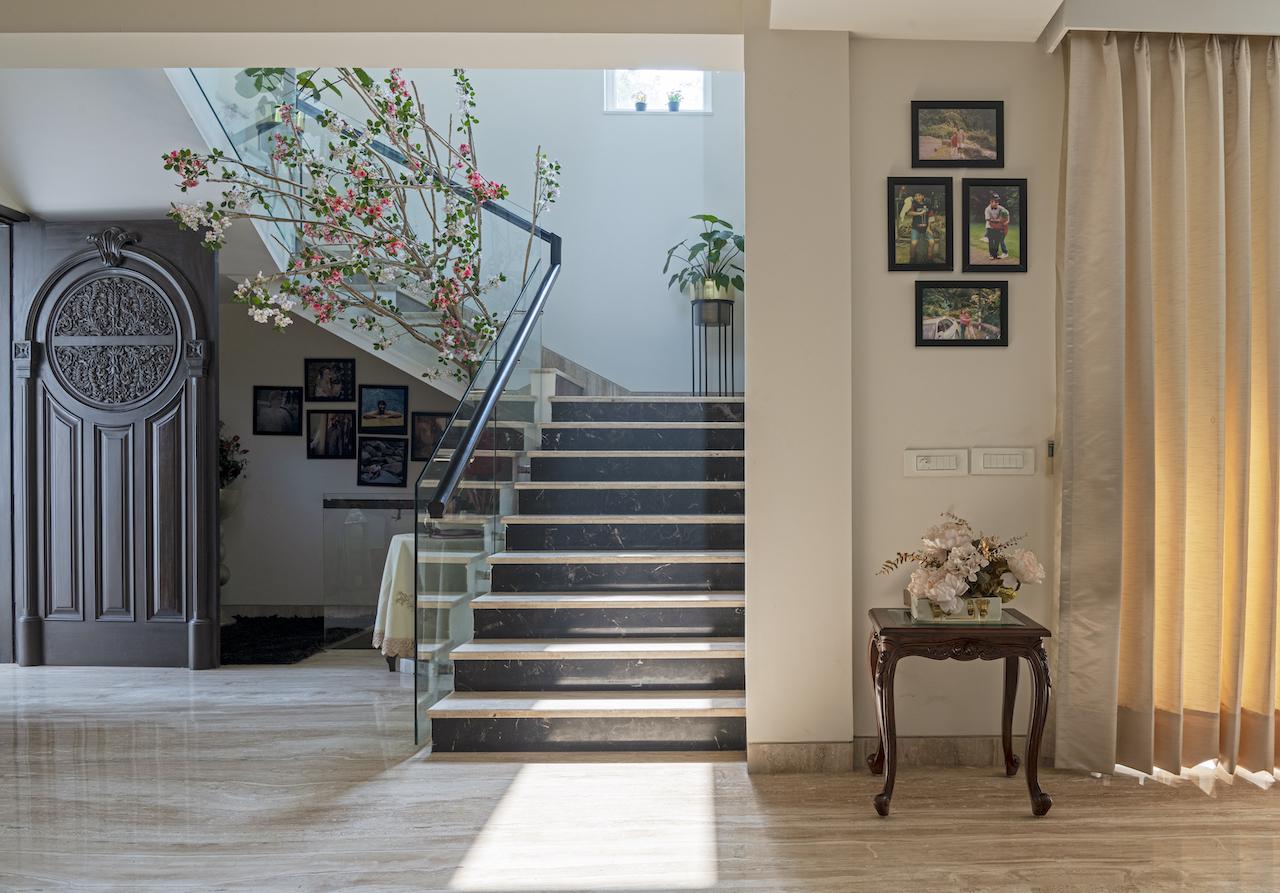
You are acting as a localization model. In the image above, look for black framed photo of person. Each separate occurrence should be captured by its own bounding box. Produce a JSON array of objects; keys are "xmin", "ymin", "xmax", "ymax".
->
[
  {"xmin": 411, "ymin": 411, "xmax": 452, "ymax": 461},
  {"xmin": 888, "ymin": 177, "xmax": 953, "ymax": 272},
  {"xmin": 306, "ymin": 410, "xmax": 356, "ymax": 459},
  {"xmin": 911, "ymin": 101, "xmax": 1004, "ymax": 168},
  {"xmin": 252, "ymin": 386, "xmax": 303, "ymax": 435},
  {"xmin": 963, "ymin": 178, "xmax": 1027, "ymax": 272},
  {"xmin": 915, "ymin": 281, "xmax": 1008, "ymax": 347},
  {"xmin": 304, "ymin": 358, "xmax": 356, "ymax": 402},
  {"xmin": 357, "ymin": 437, "xmax": 408, "ymax": 487},
  {"xmin": 358, "ymin": 384, "xmax": 409, "ymax": 435}
]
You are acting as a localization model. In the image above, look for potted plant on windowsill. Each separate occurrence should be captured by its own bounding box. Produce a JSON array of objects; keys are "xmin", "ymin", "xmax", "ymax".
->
[
  {"xmin": 633, "ymin": 91, "xmax": 648, "ymax": 112},
  {"xmin": 663, "ymin": 213, "xmax": 745, "ymax": 325},
  {"xmin": 667, "ymin": 90, "xmax": 683, "ymax": 112}
]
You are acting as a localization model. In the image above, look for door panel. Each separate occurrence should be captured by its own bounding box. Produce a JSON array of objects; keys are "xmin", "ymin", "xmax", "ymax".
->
[{"xmin": 12, "ymin": 222, "xmax": 217, "ymax": 667}]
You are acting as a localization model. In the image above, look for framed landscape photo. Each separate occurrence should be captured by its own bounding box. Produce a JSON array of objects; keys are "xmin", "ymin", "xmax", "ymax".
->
[
  {"xmin": 963, "ymin": 178, "xmax": 1027, "ymax": 272},
  {"xmin": 358, "ymin": 384, "xmax": 409, "ymax": 435},
  {"xmin": 911, "ymin": 101, "xmax": 1004, "ymax": 168},
  {"xmin": 304, "ymin": 358, "xmax": 356, "ymax": 402},
  {"xmin": 888, "ymin": 177, "xmax": 953, "ymax": 272},
  {"xmin": 357, "ymin": 437, "xmax": 408, "ymax": 487},
  {"xmin": 915, "ymin": 281, "xmax": 1008, "ymax": 347},
  {"xmin": 411, "ymin": 411, "xmax": 452, "ymax": 461},
  {"xmin": 306, "ymin": 410, "xmax": 356, "ymax": 459},
  {"xmin": 252, "ymin": 386, "xmax": 303, "ymax": 436}
]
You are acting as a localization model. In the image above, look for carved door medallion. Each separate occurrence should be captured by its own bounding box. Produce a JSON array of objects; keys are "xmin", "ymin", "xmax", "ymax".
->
[{"xmin": 13, "ymin": 224, "xmax": 218, "ymax": 668}]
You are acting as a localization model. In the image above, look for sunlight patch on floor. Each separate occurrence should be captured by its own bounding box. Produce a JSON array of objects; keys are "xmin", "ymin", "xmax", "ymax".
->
[{"xmin": 449, "ymin": 761, "xmax": 718, "ymax": 891}]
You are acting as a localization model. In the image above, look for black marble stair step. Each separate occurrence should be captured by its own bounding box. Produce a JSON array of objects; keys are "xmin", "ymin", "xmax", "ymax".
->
[
  {"xmin": 488, "ymin": 550, "xmax": 745, "ymax": 592},
  {"xmin": 541, "ymin": 422, "xmax": 744, "ymax": 451},
  {"xmin": 455, "ymin": 394, "xmax": 537, "ymax": 423},
  {"xmin": 515, "ymin": 481, "xmax": 745, "ymax": 515},
  {"xmin": 502, "ymin": 515, "xmax": 745, "ymax": 551},
  {"xmin": 439, "ymin": 421, "xmax": 529, "ymax": 452},
  {"xmin": 529, "ymin": 451, "xmax": 743, "ymax": 482},
  {"xmin": 428, "ymin": 691, "xmax": 746, "ymax": 752},
  {"xmin": 451, "ymin": 637, "xmax": 746, "ymax": 692},
  {"xmin": 551, "ymin": 396, "xmax": 744, "ymax": 423},
  {"xmin": 472, "ymin": 591, "xmax": 745, "ymax": 638}
]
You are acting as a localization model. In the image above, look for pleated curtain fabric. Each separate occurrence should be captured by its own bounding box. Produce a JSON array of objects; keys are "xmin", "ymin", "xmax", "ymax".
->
[{"xmin": 1056, "ymin": 31, "xmax": 1280, "ymax": 777}]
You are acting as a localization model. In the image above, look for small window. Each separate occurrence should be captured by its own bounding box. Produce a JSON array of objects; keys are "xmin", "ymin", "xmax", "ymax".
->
[{"xmin": 604, "ymin": 70, "xmax": 712, "ymax": 113}]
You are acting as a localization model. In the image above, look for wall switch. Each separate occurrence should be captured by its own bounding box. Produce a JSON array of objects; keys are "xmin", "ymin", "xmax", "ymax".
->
[
  {"xmin": 970, "ymin": 447, "xmax": 1036, "ymax": 475},
  {"xmin": 903, "ymin": 448, "xmax": 969, "ymax": 477}
]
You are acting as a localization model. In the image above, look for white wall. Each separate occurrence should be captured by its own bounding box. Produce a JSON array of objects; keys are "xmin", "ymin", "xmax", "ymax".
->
[
  {"xmin": 402, "ymin": 68, "xmax": 745, "ymax": 393},
  {"xmin": 218, "ymin": 284, "xmax": 455, "ymax": 609},
  {"xmin": 849, "ymin": 39, "xmax": 1062, "ymax": 738}
]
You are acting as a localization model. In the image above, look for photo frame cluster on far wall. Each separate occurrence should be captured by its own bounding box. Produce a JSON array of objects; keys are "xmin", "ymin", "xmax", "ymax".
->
[
  {"xmin": 358, "ymin": 437, "xmax": 409, "ymax": 487},
  {"xmin": 911, "ymin": 101, "xmax": 1004, "ymax": 168},
  {"xmin": 307, "ymin": 410, "xmax": 356, "ymax": 459},
  {"xmin": 304, "ymin": 358, "xmax": 356, "ymax": 402},
  {"xmin": 358, "ymin": 385, "xmax": 409, "ymax": 435},
  {"xmin": 915, "ymin": 281, "xmax": 1008, "ymax": 347},
  {"xmin": 253, "ymin": 386, "xmax": 303, "ymax": 436},
  {"xmin": 411, "ymin": 412, "xmax": 452, "ymax": 461}
]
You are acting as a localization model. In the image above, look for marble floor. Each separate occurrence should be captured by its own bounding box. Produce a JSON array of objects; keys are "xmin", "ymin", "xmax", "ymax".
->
[{"xmin": 2, "ymin": 651, "xmax": 1278, "ymax": 892}]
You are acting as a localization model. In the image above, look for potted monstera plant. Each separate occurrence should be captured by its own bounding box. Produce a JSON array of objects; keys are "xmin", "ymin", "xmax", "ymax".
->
[{"xmin": 663, "ymin": 214, "xmax": 744, "ymax": 324}]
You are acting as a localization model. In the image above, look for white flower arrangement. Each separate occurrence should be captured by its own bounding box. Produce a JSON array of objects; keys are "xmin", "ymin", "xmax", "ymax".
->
[{"xmin": 880, "ymin": 513, "xmax": 1044, "ymax": 615}]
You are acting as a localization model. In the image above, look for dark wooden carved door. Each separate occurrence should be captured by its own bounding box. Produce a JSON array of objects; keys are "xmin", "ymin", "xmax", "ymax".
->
[{"xmin": 12, "ymin": 223, "xmax": 218, "ymax": 668}]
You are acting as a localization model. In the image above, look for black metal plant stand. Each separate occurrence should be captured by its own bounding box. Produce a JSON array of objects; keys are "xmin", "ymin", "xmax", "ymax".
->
[{"xmin": 690, "ymin": 298, "xmax": 735, "ymax": 396}]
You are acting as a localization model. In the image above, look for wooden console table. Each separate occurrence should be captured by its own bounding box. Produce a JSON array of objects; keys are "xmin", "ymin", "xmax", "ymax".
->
[{"xmin": 866, "ymin": 607, "xmax": 1052, "ymax": 817}]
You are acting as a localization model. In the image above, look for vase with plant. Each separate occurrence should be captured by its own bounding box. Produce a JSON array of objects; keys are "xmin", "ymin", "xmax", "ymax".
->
[
  {"xmin": 879, "ymin": 512, "xmax": 1045, "ymax": 622},
  {"xmin": 217, "ymin": 423, "xmax": 250, "ymax": 586},
  {"xmin": 663, "ymin": 214, "xmax": 745, "ymax": 318},
  {"xmin": 633, "ymin": 91, "xmax": 647, "ymax": 112},
  {"xmin": 667, "ymin": 90, "xmax": 683, "ymax": 112}
]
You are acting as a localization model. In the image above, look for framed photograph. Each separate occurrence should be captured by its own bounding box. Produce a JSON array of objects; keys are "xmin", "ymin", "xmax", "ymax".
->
[
  {"xmin": 306, "ymin": 410, "xmax": 356, "ymax": 459},
  {"xmin": 963, "ymin": 178, "xmax": 1027, "ymax": 272},
  {"xmin": 304, "ymin": 358, "xmax": 356, "ymax": 402},
  {"xmin": 888, "ymin": 177, "xmax": 953, "ymax": 272},
  {"xmin": 911, "ymin": 101, "xmax": 1004, "ymax": 168},
  {"xmin": 358, "ymin": 384, "xmax": 408, "ymax": 435},
  {"xmin": 252, "ymin": 386, "xmax": 303, "ymax": 436},
  {"xmin": 357, "ymin": 437, "xmax": 408, "ymax": 487},
  {"xmin": 411, "ymin": 411, "xmax": 452, "ymax": 461},
  {"xmin": 915, "ymin": 281, "xmax": 1008, "ymax": 347}
]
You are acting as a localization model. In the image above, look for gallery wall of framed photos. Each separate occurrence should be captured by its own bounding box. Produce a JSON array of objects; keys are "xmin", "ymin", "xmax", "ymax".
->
[{"xmin": 889, "ymin": 99, "xmax": 1027, "ymax": 348}]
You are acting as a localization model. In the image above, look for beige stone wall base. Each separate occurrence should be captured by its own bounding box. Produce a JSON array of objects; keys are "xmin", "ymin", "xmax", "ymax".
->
[{"xmin": 749, "ymin": 736, "xmax": 1056, "ymax": 773}]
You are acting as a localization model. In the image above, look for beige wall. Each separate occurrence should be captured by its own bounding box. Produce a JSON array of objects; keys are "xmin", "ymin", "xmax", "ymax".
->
[
  {"xmin": 849, "ymin": 39, "xmax": 1062, "ymax": 738},
  {"xmin": 743, "ymin": 1, "xmax": 855, "ymax": 756}
]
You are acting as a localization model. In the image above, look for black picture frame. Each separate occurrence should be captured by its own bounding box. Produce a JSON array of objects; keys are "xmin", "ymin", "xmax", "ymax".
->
[
  {"xmin": 911, "ymin": 100, "xmax": 1005, "ymax": 169},
  {"xmin": 306, "ymin": 410, "xmax": 357, "ymax": 459},
  {"xmin": 915, "ymin": 280, "xmax": 1009, "ymax": 347},
  {"xmin": 888, "ymin": 177, "xmax": 954, "ymax": 272},
  {"xmin": 252, "ymin": 386, "xmax": 303, "ymax": 436},
  {"xmin": 411, "ymin": 411, "xmax": 452, "ymax": 461},
  {"xmin": 304, "ymin": 358, "xmax": 356, "ymax": 402},
  {"xmin": 357, "ymin": 437, "xmax": 409, "ymax": 487},
  {"xmin": 962, "ymin": 178, "xmax": 1028, "ymax": 273},
  {"xmin": 357, "ymin": 384, "xmax": 409, "ymax": 435}
]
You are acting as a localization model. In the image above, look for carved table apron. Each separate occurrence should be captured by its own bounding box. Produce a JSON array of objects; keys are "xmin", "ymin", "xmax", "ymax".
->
[{"xmin": 866, "ymin": 607, "xmax": 1053, "ymax": 817}]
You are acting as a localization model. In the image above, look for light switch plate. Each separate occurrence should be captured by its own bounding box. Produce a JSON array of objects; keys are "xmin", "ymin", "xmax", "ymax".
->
[
  {"xmin": 903, "ymin": 448, "xmax": 969, "ymax": 477},
  {"xmin": 970, "ymin": 447, "xmax": 1036, "ymax": 475}
]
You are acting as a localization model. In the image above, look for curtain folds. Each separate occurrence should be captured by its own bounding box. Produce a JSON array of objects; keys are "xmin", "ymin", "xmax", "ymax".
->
[{"xmin": 1056, "ymin": 31, "xmax": 1280, "ymax": 778}]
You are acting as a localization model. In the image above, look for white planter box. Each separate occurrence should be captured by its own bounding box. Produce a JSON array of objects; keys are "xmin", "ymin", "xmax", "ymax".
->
[{"xmin": 905, "ymin": 591, "xmax": 1003, "ymax": 624}]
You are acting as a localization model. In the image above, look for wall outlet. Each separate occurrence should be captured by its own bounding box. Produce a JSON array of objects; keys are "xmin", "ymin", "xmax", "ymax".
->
[
  {"xmin": 970, "ymin": 447, "xmax": 1035, "ymax": 475},
  {"xmin": 903, "ymin": 448, "xmax": 969, "ymax": 477}
]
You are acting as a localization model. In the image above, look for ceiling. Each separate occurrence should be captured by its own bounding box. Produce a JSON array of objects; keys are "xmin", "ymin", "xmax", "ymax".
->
[{"xmin": 769, "ymin": 0, "xmax": 1063, "ymax": 42}]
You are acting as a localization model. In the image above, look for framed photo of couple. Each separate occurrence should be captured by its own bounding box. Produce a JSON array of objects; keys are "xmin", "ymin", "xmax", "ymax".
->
[{"xmin": 911, "ymin": 100, "xmax": 1004, "ymax": 168}]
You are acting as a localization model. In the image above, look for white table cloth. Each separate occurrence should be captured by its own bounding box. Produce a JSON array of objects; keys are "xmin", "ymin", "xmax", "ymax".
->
[{"xmin": 372, "ymin": 533, "xmax": 415, "ymax": 659}]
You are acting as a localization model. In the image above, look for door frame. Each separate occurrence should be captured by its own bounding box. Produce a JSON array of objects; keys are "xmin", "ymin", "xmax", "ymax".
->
[{"xmin": 0, "ymin": 203, "xmax": 30, "ymax": 664}]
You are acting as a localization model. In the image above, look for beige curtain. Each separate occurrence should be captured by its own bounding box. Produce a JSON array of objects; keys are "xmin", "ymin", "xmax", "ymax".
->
[{"xmin": 1057, "ymin": 31, "xmax": 1280, "ymax": 777}]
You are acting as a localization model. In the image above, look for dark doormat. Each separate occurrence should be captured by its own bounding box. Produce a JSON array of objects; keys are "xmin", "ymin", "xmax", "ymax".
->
[{"xmin": 220, "ymin": 615, "xmax": 365, "ymax": 665}]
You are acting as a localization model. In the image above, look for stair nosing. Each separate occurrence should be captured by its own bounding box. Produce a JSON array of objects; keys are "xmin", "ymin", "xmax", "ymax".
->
[
  {"xmin": 489, "ymin": 550, "xmax": 744, "ymax": 565},
  {"xmin": 551, "ymin": 396, "xmax": 744, "ymax": 403},
  {"xmin": 541, "ymin": 421, "xmax": 743, "ymax": 429},
  {"xmin": 527, "ymin": 450, "xmax": 744, "ymax": 458},
  {"xmin": 514, "ymin": 480, "xmax": 743, "ymax": 490},
  {"xmin": 500, "ymin": 514, "xmax": 745, "ymax": 524},
  {"xmin": 429, "ymin": 690, "xmax": 746, "ymax": 719},
  {"xmin": 450, "ymin": 637, "xmax": 745, "ymax": 660},
  {"xmin": 472, "ymin": 591, "xmax": 745, "ymax": 608}
]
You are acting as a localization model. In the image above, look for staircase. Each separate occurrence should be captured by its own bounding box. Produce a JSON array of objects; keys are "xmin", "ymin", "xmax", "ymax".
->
[{"xmin": 428, "ymin": 395, "xmax": 746, "ymax": 752}]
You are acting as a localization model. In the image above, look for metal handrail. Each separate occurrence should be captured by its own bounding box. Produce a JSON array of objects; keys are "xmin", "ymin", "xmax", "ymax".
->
[{"xmin": 427, "ymin": 237, "xmax": 560, "ymax": 518}]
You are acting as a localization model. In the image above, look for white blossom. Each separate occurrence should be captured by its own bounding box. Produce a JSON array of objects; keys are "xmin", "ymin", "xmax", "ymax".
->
[{"xmin": 1005, "ymin": 549, "xmax": 1045, "ymax": 585}]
